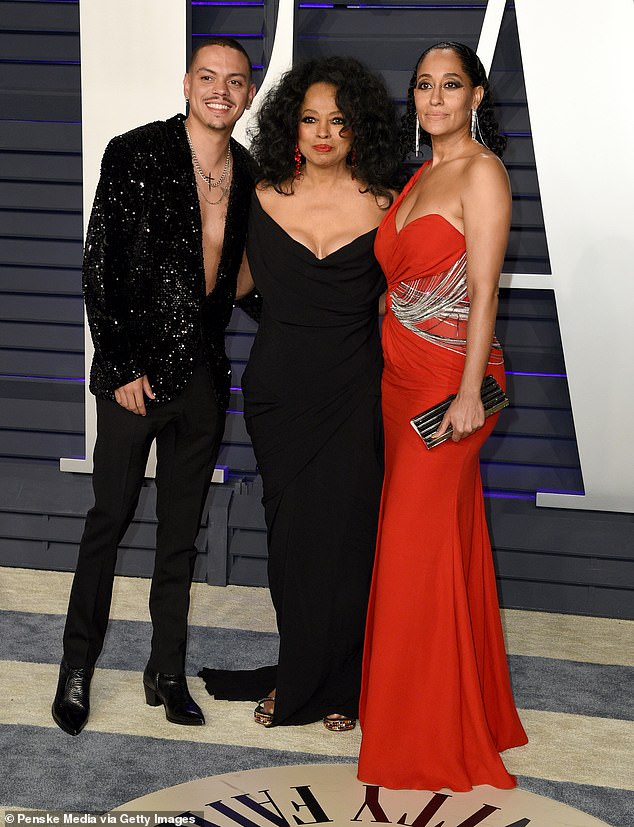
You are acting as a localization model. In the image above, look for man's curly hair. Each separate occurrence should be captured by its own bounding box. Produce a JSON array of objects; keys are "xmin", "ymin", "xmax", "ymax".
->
[
  {"xmin": 400, "ymin": 41, "xmax": 506, "ymax": 159},
  {"xmin": 249, "ymin": 56, "xmax": 404, "ymax": 202}
]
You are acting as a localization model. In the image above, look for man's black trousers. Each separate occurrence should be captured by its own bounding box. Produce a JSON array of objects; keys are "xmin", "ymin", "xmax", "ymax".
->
[{"xmin": 62, "ymin": 363, "xmax": 225, "ymax": 673}]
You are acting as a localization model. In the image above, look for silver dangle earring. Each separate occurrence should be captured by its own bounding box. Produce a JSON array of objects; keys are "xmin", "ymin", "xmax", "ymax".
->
[
  {"xmin": 414, "ymin": 114, "xmax": 420, "ymax": 156},
  {"xmin": 471, "ymin": 107, "xmax": 491, "ymax": 150}
]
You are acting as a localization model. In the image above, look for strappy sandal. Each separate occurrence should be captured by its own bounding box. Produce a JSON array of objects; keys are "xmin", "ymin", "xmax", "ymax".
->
[
  {"xmin": 254, "ymin": 696, "xmax": 275, "ymax": 727},
  {"xmin": 323, "ymin": 714, "xmax": 356, "ymax": 732}
]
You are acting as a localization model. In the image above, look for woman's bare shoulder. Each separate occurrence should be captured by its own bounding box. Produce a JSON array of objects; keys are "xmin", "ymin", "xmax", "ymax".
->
[
  {"xmin": 461, "ymin": 151, "xmax": 511, "ymax": 232},
  {"xmin": 464, "ymin": 150, "xmax": 509, "ymax": 189}
]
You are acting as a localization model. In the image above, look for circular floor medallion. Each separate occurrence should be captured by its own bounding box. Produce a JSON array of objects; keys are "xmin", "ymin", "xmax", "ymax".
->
[{"xmin": 113, "ymin": 763, "xmax": 611, "ymax": 826}]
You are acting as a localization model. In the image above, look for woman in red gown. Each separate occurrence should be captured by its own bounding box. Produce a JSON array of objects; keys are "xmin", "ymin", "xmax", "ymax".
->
[{"xmin": 358, "ymin": 42, "xmax": 527, "ymax": 791}]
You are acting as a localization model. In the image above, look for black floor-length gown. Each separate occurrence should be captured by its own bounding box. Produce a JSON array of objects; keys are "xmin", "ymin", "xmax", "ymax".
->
[{"xmin": 201, "ymin": 194, "xmax": 385, "ymax": 725}]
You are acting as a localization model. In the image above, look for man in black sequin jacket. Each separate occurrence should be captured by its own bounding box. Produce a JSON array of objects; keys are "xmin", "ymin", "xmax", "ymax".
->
[{"xmin": 52, "ymin": 39, "xmax": 257, "ymax": 736}]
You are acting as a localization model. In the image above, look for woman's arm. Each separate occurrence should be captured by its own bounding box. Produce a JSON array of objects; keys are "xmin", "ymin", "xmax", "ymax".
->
[
  {"xmin": 235, "ymin": 251, "xmax": 262, "ymax": 323},
  {"xmin": 434, "ymin": 155, "xmax": 511, "ymax": 442},
  {"xmin": 236, "ymin": 252, "xmax": 255, "ymax": 299}
]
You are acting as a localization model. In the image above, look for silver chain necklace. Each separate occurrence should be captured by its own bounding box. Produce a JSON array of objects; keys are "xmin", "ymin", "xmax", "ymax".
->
[
  {"xmin": 184, "ymin": 122, "xmax": 231, "ymax": 191},
  {"xmin": 195, "ymin": 167, "xmax": 231, "ymax": 206}
]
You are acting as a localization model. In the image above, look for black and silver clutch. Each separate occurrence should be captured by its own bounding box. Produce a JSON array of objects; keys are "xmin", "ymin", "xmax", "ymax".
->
[{"xmin": 410, "ymin": 374, "xmax": 509, "ymax": 449}]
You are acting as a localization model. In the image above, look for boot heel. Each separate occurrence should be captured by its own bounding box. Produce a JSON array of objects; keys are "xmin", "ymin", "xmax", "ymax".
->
[{"xmin": 144, "ymin": 684, "xmax": 161, "ymax": 706}]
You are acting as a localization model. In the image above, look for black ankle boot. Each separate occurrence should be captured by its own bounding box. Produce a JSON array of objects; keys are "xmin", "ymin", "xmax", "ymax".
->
[
  {"xmin": 52, "ymin": 659, "xmax": 94, "ymax": 736},
  {"xmin": 143, "ymin": 667, "xmax": 205, "ymax": 725}
]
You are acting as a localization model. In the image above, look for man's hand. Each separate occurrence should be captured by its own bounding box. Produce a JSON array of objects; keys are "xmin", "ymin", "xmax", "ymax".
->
[{"xmin": 114, "ymin": 375, "xmax": 155, "ymax": 416}]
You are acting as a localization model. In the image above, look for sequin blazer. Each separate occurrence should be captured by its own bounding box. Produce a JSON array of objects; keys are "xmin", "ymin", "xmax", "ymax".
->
[{"xmin": 83, "ymin": 113, "xmax": 254, "ymax": 409}]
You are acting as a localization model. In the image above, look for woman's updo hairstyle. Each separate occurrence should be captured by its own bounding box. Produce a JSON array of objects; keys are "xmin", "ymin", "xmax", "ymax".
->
[{"xmin": 400, "ymin": 41, "xmax": 506, "ymax": 158}]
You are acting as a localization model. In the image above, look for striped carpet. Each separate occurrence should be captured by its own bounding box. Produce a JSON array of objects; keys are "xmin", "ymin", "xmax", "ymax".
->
[{"xmin": 0, "ymin": 567, "xmax": 632, "ymax": 825}]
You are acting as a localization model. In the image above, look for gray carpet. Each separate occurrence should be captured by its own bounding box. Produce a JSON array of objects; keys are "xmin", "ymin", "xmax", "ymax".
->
[
  {"xmin": 1, "ymin": 569, "xmax": 632, "ymax": 826},
  {"xmin": 3, "ymin": 611, "xmax": 631, "ymax": 720}
]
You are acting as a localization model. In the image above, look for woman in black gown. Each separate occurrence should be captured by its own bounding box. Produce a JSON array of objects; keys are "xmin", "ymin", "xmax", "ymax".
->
[{"xmin": 201, "ymin": 57, "xmax": 402, "ymax": 728}]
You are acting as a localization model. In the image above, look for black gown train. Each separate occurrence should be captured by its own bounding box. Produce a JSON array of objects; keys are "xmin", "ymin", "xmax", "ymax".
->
[{"xmin": 201, "ymin": 194, "xmax": 385, "ymax": 725}]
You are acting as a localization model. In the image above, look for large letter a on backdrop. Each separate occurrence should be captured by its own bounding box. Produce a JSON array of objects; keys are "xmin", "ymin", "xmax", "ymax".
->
[{"xmin": 515, "ymin": 0, "xmax": 634, "ymax": 513}]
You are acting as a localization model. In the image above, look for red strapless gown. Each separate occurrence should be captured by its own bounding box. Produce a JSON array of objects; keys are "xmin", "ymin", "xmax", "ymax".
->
[{"xmin": 358, "ymin": 164, "xmax": 527, "ymax": 791}]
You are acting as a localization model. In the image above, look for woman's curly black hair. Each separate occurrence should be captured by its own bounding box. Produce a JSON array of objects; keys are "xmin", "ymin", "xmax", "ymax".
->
[
  {"xmin": 249, "ymin": 56, "xmax": 404, "ymax": 202},
  {"xmin": 400, "ymin": 41, "xmax": 506, "ymax": 159}
]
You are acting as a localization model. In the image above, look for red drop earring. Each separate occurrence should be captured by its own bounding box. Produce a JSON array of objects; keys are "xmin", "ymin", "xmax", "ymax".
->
[{"xmin": 294, "ymin": 144, "xmax": 302, "ymax": 178}]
